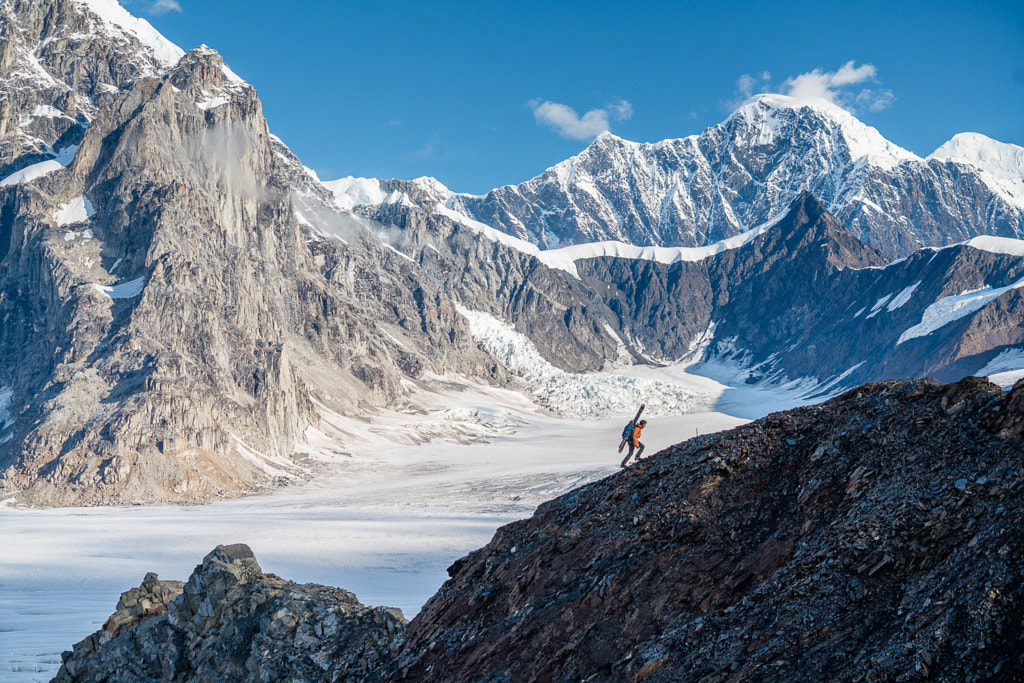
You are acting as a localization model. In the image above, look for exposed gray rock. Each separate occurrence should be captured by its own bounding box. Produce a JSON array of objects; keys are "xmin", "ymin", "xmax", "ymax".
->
[
  {"xmin": 0, "ymin": 0, "xmax": 180, "ymax": 176},
  {"xmin": 55, "ymin": 543, "xmax": 406, "ymax": 683},
  {"xmin": 0, "ymin": 37, "xmax": 504, "ymax": 506}
]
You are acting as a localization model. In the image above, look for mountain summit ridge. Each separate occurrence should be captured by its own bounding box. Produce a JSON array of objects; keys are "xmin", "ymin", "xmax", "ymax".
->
[{"xmin": 392, "ymin": 93, "xmax": 1024, "ymax": 256}]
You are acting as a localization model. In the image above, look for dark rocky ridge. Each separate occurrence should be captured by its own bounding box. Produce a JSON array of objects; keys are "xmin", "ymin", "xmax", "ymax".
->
[{"xmin": 60, "ymin": 376, "xmax": 1024, "ymax": 681}]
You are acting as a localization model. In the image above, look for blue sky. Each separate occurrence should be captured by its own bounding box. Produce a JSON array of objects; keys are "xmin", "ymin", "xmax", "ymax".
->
[{"xmin": 131, "ymin": 0, "xmax": 1023, "ymax": 194}]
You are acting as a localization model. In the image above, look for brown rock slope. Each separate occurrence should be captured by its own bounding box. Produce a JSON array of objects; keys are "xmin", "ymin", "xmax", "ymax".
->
[{"xmin": 395, "ymin": 376, "xmax": 1024, "ymax": 681}]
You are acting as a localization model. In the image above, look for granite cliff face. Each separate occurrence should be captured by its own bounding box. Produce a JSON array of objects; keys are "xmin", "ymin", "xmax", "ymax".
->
[
  {"xmin": 58, "ymin": 376, "xmax": 1024, "ymax": 681},
  {"xmin": 0, "ymin": 0, "xmax": 182, "ymax": 176},
  {"xmin": 435, "ymin": 95, "xmax": 1023, "ymax": 256},
  {"xmin": 0, "ymin": 6, "xmax": 506, "ymax": 506}
]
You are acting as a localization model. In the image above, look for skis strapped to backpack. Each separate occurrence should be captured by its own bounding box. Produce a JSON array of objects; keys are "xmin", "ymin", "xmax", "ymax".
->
[{"xmin": 617, "ymin": 404, "xmax": 645, "ymax": 453}]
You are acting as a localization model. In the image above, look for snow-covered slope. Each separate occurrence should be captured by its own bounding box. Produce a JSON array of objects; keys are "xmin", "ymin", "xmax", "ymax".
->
[
  {"xmin": 929, "ymin": 133, "xmax": 1024, "ymax": 210},
  {"xmin": 430, "ymin": 94, "xmax": 1022, "ymax": 257},
  {"xmin": 76, "ymin": 0, "xmax": 184, "ymax": 68},
  {"xmin": 0, "ymin": 0, "xmax": 187, "ymax": 178}
]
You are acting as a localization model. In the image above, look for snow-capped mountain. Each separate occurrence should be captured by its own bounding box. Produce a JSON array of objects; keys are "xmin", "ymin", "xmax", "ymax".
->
[
  {"xmin": 1, "ymin": 0, "xmax": 1022, "ymax": 507},
  {"xmin": 0, "ymin": 0, "xmax": 183, "ymax": 177},
  {"xmin": 428, "ymin": 94, "xmax": 1022, "ymax": 256}
]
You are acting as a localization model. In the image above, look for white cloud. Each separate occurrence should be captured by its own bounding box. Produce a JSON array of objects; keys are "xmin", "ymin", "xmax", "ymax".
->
[
  {"xmin": 730, "ymin": 61, "xmax": 895, "ymax": 114},
  {"xmin": 736, "ymin": 71, "xmax": 771, "ymax": 99},
  {"xmin": 146, "ymin": 0, "xmax": 182, "ymax": 14},
  {"xmin": 529, "ymin": 99, "xmax": 633, "ymax": 140},
  {"xmin": 781, "ymin": 61, "xmax": 894, "ymax": 112},
  {"xmin": 856, "ymin": 88, "xmax": 897, "ymax": 113}
]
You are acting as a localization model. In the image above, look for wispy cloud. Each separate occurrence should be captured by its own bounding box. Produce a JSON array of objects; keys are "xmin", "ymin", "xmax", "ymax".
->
[
  {"xmin": 408, "ymin": 135, "xmax": 440, "ymax": 161},
  {"xmin": 529, "ymin": 99, "xmax": 633, "ymax": 140},
  {"xmin": 143, "ymin": 0, "xmax": 183, "ymax": 15},
  {"xmin": 731, "ymin": 61, "xmax": 895, "ymax": 114},
  {"xmin": 736, "ymin": 71, "xmax": 771, "ymax": 100}
]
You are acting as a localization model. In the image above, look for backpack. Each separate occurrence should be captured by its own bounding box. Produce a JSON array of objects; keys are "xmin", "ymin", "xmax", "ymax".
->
[{"xmin": 621, "ymin": 422, "xmax": 635, "ymax": 440}]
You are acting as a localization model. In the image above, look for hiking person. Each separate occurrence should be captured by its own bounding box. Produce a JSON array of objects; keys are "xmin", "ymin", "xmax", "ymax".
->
[{"xmin": 620, "ymin": 419, "xmax": 647, "ymax": 467}]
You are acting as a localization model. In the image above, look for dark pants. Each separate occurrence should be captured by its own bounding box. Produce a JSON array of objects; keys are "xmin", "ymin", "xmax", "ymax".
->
[{"xmin": 620, "ymin": 441, "xmax": 645, "ymax": 467}]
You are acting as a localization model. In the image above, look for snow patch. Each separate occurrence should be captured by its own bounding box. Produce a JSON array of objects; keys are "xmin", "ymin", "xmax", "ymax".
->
[
  {"xmin": 0, "ymin": 385, "xmax": 13, "ymax": 431},
  {"xmin": 976, "ymin": 348, "xmax": 1024, "ymax": 388},
  {"xmin": 0, "ymin": 160, "xmax": 62, "ymax": 186},
  {"xmin": 53, "ymin": 196, "xmax": 95, "ymax": 226},
  {"xmin": 322, "ymin": 177, "xmax": 387, "ymax": 211},
  {"xmin": 898, "ymin": 278, "xmax": 1024, "ymax": 345},
  {"xmin": 197, "ymin": 95, "xmax": 228, "ymax": 111},
  {"xmin": 962, "ymin": 236, "xmax": 1024, "ymax": 258},
  {"xmin": 886, "ymin": 282, "xmax": 921, "ymax": 311},
  {"xmin": 91, "ymin": 277, "xmax": 145, "ymax": 299},
  {"xmin": 457, "ymin": 305, "xmax": 711, "ymax": 418},
  {"xmin": 230, "ymin": 434, "xmax": 296, "ymax": 479},
  {"xmin": 0, "ymin": 146, "xmax": 78, "ymax": 187},
  {"xmin": 32, "ymin": 105, "xmax": 63, "ymax": 118},
  {"xmin": 865, "ymin": 293, "xmax": 893, "ymax": 319}
]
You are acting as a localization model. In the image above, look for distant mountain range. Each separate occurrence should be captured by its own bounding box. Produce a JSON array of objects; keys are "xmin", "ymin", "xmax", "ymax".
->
[
  {"xmin": 350, "ymin": 94, "xmax": 1022, "ymax": 257},
  {"xmin": 0, "ymin": 0, "xmax": 1022, "ymax": 506}
]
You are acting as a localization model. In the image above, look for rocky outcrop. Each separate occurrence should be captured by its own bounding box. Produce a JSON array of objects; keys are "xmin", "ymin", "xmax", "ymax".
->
[
  {"xmin": 59, "ymin": 377, "xmax": 1024, "ymax": 681},
  {"xmin": 0, "ymin": 0, "xmax": 180, "ymax": 176},
  {"xmin": 55, "ymin": 543, "xmax": 406, "ymax": 682},
  {"xmin": 392, "ymin": 376, "xmax": 1024, "ymax": 681}
]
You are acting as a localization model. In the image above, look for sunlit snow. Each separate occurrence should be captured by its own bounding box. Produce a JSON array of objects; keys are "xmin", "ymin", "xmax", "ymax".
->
[
  {"xmin": 53, "ymin": 196, "xmax": 95, "ymax": 226},
  {"xmin": 78, "ymin": 0, "xmax": 184, "ymax": 68},
  {"xmin": 977, "ymin": 348, "xmax": 1024, "ymax": 388},
  {"xmin": 930, "ymin": 133, "xmax": 1024, "ymax": 210},
  {"xmin": 197, "ymin": 96, "xmax": 228, "ymax": 110},
  {"xmin": 733, "ymin": 94, "xmax": 921, "ymax": 170},
  {"xmin": 321, "ymin": 177, "xmax": 387, "ymax": 210},
  {"xmin": 897, "ymin": 277, "xmax": 1024, "ymax": 345},
  {"xmin": 0, "ymin": 160, "xmax": 62, "ymax": 187}
]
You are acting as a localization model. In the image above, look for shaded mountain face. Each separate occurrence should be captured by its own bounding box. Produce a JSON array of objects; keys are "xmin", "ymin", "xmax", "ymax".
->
[
  {"xmin": 570, "ymin": 192, "xmax": 1024, "ymax": 389},
  {"xmin": 57, "ymin": 376, "xmax": 1024, "ymax": 681},
  {"xmin": 436, "ymin": 95, "xmax": 1023, "ymax": 256}
]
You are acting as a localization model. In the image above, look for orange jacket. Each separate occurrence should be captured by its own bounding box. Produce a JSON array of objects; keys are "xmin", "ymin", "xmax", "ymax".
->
[{"xmin": 630, "ymin": 424, "xmax": 643, "ymax": 446}]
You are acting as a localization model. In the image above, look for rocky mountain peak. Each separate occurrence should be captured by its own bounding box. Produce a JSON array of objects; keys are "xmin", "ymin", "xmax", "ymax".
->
[
  {"xmin": 438, "ymin": 93, "xmax": 1020, "ymax": 256},
  {"xmin": 761, "ymin": 190, "xmax": 888, "ymax": 270},
  {"xmin": 167, "ymin": 45, "xmax": 247, "ymax": 97},
  {"xmin": 0, "ymin": 0, "xmax": 184, "ymax": 176}
]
